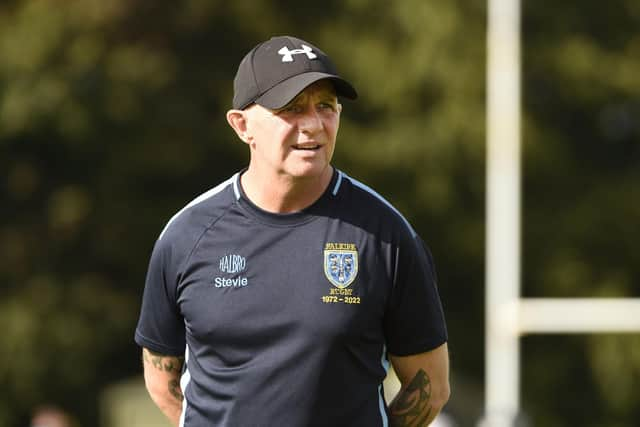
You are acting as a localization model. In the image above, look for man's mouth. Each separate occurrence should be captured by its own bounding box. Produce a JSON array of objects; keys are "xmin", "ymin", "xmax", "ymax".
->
[{"xmin": 293, "ymin": 145, "xmax": 321, "ymax": 151}]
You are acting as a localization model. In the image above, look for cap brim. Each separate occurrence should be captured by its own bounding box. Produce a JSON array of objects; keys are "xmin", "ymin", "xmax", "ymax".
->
[{"xmin": 255, "ymin": 72, "xmax": 358, "ymax": 109}]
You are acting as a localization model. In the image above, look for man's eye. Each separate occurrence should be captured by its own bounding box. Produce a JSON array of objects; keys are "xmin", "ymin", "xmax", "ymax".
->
[
  {"xmin": 279, "ymin": 104, "xmax": 301, "ymax": 114},
  {"xmin": 319, "ymin": 103, "xmax": 335, "ymax": 111}
]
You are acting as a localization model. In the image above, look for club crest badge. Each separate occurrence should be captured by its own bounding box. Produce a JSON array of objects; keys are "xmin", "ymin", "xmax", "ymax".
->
[{"xmin": 324, "ymin": 244, "xmax": 358, "ymax": 288}]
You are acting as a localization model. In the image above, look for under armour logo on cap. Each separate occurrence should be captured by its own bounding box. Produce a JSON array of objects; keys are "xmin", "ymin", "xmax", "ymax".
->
[{"xmin": 278, "ymin": 45, "xmax": 318, "ymax": 62}]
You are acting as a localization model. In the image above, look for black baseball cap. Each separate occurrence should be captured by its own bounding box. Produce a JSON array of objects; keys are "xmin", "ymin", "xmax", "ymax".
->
[{"xmin": 232, "ymin": 35, "xmax": 358, "ymax": 110}]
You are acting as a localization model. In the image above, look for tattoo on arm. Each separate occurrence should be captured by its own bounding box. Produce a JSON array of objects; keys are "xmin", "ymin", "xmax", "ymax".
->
[
  {"xmin": 169, "ymin": 379, "xmax": 184, "ymax": 402},
  {"xmin": 143, "ymin": 348, "xmax": 185, "ymax": 402},
  {"xmin": 143, "ymin": 348, "xmax": 184, "ymax": 373},
  {"xmin": 389, "ymin": 368, "xmax": 432, "ymax": 427}
]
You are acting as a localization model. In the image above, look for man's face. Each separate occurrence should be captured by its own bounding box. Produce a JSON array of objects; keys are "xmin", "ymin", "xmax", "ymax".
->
[{"xmin": 243, "ymin": 80, "xmax": 341, "ymax": 181}]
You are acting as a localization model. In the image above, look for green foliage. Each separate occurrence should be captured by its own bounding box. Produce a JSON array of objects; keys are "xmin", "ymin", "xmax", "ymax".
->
[{"xmin": 0, "ymin": 0, "xmax": 638, "ymax": 425}]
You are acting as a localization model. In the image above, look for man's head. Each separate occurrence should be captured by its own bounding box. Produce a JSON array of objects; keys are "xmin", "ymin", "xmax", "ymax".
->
[
  {"xmin": 226, "ymin": 36, "xmax": 357, "ymax": 185},
  {"xmin": 231, "ymin": 35, "xmax": 357, "ymax": 110}
]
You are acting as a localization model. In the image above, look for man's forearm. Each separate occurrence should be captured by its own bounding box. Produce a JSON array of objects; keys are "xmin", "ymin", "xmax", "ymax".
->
[
  {"xmin": 388, "ymin": 343, "xmax": 450, "ymax": 427},
  {"xmin": 388, "ymin": 368, "xmax": 441, "ymax": 427},
  {"xmin": 142, "ymin": 348, "xmax": 184, "ymax": 426}
]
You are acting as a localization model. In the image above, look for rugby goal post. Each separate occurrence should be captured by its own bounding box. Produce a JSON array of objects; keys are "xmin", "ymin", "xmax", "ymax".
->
[{"xmin": 481, "ymin": 0, "xmax": 640, "ymax": 426}]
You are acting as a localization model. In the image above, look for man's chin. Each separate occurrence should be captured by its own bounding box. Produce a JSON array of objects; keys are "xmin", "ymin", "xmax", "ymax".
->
[{"xmin": 285, "ymin": 163, "xmax": 332, "ymax": 181}]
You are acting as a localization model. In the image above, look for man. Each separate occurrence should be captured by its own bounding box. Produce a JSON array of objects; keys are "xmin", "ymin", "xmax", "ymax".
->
[{"xmin": 135, "ymin": 35, "xmax": 450, "ymax": 426}]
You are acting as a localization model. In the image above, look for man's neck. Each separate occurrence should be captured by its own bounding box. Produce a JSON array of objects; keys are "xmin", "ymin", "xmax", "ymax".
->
[{"xmin": 240, "ymin": 166, "xmax": 334, "ymax": 214}]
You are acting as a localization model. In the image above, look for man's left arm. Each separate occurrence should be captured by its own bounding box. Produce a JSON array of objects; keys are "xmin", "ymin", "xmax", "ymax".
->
[{"xmin": 388, "ymin": 342, "xmax": 450, "ymax": 427}]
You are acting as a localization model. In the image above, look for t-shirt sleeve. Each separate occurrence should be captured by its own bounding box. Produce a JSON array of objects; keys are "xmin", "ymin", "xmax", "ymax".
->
[
  {"xmin": 134, "ymin": 236, "xmax": 186, "ymax": 356},
  {"xmin": 384, "ymin": 233, "xmax": 448, "ymax": 356}
]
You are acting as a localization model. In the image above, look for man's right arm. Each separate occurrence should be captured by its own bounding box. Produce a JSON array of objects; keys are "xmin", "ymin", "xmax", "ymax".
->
[{"xmin": 142, "ymin": 347, "xmax": 184, "ymax": 427}]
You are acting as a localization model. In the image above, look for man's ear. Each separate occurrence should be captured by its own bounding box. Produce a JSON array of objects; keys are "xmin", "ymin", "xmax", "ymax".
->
[{"xmin": 226, "ymin": 109, "xmax": 250, "ymax": 143}]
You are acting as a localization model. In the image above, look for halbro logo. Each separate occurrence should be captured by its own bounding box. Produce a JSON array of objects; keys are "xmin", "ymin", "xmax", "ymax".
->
[
  {"xmin": 214, "ymin": 254, "xmax": 249, "ymax": 288},
  {"xmin": 219, "ymin": 254, "xmax": 246, "ymax": 273}
]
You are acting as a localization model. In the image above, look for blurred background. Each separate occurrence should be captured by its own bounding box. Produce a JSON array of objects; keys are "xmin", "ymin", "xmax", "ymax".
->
[{"xmin": 1, "ymin": 0, "xmax": 638, "ymax": 426}]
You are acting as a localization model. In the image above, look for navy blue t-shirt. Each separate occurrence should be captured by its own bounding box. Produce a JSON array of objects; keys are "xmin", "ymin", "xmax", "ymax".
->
[{"xmin": 135, "ymin": 169, "xmax": 447, "ymax": 427}]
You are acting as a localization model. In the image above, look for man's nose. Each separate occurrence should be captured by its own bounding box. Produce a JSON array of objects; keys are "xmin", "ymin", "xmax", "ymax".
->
[{"xmin": 298, "ymin": 107, "xmax": 322, "ymax": 132}]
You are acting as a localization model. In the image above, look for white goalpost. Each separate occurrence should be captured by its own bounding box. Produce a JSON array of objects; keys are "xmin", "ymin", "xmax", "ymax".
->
[{"xmin": 482, "ymin": 0, "xmax": 640, "ymax": 426}]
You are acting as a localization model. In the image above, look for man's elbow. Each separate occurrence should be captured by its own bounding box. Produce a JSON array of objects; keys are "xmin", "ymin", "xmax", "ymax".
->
[
  {"xmin": 431, "ymin": 381, "xmax": 451, "ymax": 415},
  {"xmin": 144, "ymin": 369, "xmax": 177, "ymax": 407},
  {"xmin": 144, "ymin": 375, "xmax": 166, "ymax": 406}
]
